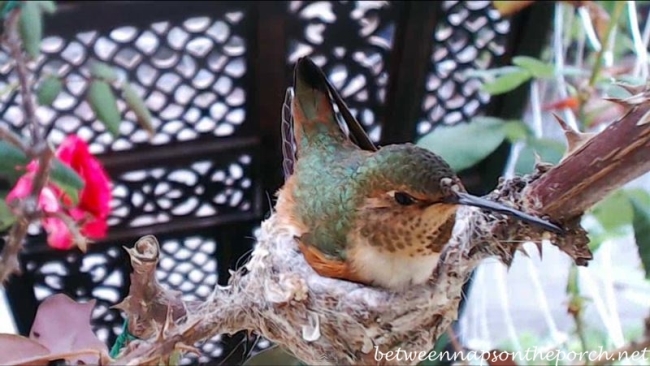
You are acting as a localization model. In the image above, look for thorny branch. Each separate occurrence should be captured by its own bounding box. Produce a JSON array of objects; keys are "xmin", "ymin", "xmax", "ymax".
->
[
  {"xmin": 109, "ymin": 90, "xmax": 650, "ymax": 365},
  {"xmin": 0, "ymin": 8, "xmax": 52, "ymax": 283}
]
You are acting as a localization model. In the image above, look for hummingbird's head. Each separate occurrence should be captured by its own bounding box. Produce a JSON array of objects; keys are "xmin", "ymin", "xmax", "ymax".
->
[{"xmin": 352, "ymin": 144, "xmax": 562, "ymax": 252}]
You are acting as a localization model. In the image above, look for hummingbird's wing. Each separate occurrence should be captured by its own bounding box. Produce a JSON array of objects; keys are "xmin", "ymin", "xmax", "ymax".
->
[
  {"xmin": 322, "ymin": 76, "xmax": 378, "ymax": 153},
  {"xmin": 281, "ymin": 87, "xmax": 296, "ymax": 180}
]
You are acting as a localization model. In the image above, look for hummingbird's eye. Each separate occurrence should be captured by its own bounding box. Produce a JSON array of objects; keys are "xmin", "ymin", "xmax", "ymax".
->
[{"xmin": 394, "ymin": 192, "xmax": 416, "ymax": 206}]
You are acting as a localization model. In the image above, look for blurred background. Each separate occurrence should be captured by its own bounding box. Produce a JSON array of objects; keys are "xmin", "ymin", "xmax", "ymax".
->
[{"xmin": 0, "ymin": 1, "xmax": 649, "ymax": 365}]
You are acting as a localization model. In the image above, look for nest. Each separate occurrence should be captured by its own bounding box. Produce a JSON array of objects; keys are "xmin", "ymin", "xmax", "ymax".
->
[{"xmin": 115, "ymin": 173, "xmax": 590, "ymax": 366}]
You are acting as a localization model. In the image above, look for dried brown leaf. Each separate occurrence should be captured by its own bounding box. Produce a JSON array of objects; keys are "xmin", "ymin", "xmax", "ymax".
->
[
  {"xmin": 30, "ymin": 293, "xmax": 108, "ymax": 364},
  {"xmin": 0, "ymin": 334, "xmax": 50, "ymax": 365}
]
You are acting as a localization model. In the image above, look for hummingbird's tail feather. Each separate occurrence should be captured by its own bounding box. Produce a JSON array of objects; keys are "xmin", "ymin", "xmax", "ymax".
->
[
  {"xmin": 293, "ymin": 57, "xmax": 336, "ymax": 122},
  {"xmin": 292, "ymin": 57, "xmax": 377, "ymax": 152}
]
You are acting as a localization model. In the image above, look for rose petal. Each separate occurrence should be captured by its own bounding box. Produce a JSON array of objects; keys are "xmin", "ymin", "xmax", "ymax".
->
[
  {"xmin": 39, "ymin": 187, "xmax": 61, "ymax": 213},
  {"xmin": 82, "ymin": 218, "xmax": 107, "ymax": 239},
  {"xmin": 6, "ymin": 174, "xmax": 35, "ymax": 203},
  {"xmin": 55, "ymin": 136, "xmax": 112, "ymax": 220},
  {"xmin": 42, "ymin": 216, "xmax": 72, "ymax": 250}
]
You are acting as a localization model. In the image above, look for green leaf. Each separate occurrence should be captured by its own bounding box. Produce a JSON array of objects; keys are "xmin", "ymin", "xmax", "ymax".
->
[
  {"xmin": 0, "ymin": 140, "xmax": 29, "ymax": 181},
  {"xmin": 35, "ymin": 0, "xmax": 56, "ymax": 14},
  {"xmin": 416, "ymin": 117, "xmax": 506, "ymax": 172},
  {"xmin": 87, "ymin": 80, "xmax": 121, "ymax": 137},
  {"xmin": 121, "ymin": 82, "xmax": 154, "ymax": 136},
  {"xmin": 50, "ymin": 158, "xmax": 84, "ymax": 205},
  {"xmin": 588, "ymin": 188, "xmax": 650, "ymax": 234},
  {"xmin": 590, "ymin": 190, "xmax": 633, "ymax": 233},
  {"xmin": 630, "ymin": 197, "xmax": 650, "ymax": 279},
  {"xmin": 512, "ymin": 56, "xmax": 555, "ymax": 79},
  {"xmin": 514, "ymin": 138, "xmax": 565, "ymax": 175},
  {"xmin": 36, "ymin": 75, "xmax": 62, "ymax": 106},
  {"xmin": 89, "ymin": 62, "xmax": 119, "ymax": 83},
  {"xmin": 0, "ymin": 141, "xmax": 83, "ymax": 205},
  {"xmin": 502, "ymin": 120, "xmax": 531, "ymax": 142},
  {"xmin": 481, "ymin": 69, "xmax": 532, "ymax": 95},
  {"xmin": 243, "ymin": 346, "xmax": 302, "ymax": 366},
  {"xmin": 19, "ymin": 1, "xmax": 43, "ymax": 59},
  {"xmin": 0, "ymin": 197, "xmax": 16, "ymax": 232}
]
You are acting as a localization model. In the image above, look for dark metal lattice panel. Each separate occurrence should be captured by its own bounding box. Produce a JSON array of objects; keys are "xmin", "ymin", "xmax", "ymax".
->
[
  {"xmin": 0, "ymin": 3, "xmax": 253, "ymax": 153},
  {"xmin": 0, "ymin": 2, "xmax": 264, "ymax": 364},
  {"xmin": 417, "ymin": 0, "xmax": 510, "ymax": 137},
  {"xmin": 285, "ymin": 0, "xmax": 401, "ymax": 143}
]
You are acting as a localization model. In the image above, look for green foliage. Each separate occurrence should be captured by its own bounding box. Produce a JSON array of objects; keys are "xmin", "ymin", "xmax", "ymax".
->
[
  {"xmin": 512, "ymin": 56, "xmax": 555, "ymax": 79},
  {"xmin": 121, "ymin": 82, "xmax": 154, "ymax": 135},
  {"xmin": 630, "ymin": 197, "xmax": 650, "ymax": 279},
  {"xmin": 50, "ymin": 158, "xmax": 85, "ymax": 205},
  {"xmin": 87, "ymin": 80, "xmax": 121, "ymax": 137},
  {"xmin": 0, "ymin": 192, "xmax": 16, "ymax": 232},
  {"xmin": 243, "ymin": 346, "xmax": 303, "ymax": 366},
  {"xmin": 35, "ymin": 1, "xmax": 56, "ymax": 14},
  {"xmin": 417, "ymin": 117, "xmax": 508, "ymax": 172},
  {"xmin": 36, "ymin": 75, "xmax": 62, "ymax": 106},
  {"xmin": 0, "ymin": 141, "xmax": 84, "ymax": 205},
  {"xmin": 481, "ymin": 69, "xmax": 532, "ymax": 95},
  {"xmin": 18, "ymin": 1, "xmax": 42, "ymax": 59},
  {"xmin": 89, "ymin": 61, "xmax": 119, "ymax": 83},
  {"xmin": 0, "ymin": 141, "xmax": 29, "ymax": 181},
  {"xmin": 514, "ymin": 138, "xmax": 565, "ymax": 175},
  {"xmin": 417, "ymin": 331, "xmax": 450, "ymax": 366}
]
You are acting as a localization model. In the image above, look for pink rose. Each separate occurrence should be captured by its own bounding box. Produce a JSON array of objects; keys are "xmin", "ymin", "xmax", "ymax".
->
[{"xmin": 6, "ymin": 136, "xmax": 112, "ymax": 250}]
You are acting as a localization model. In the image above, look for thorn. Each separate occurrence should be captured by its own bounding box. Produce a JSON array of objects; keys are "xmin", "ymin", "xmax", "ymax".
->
[
  {"xmin": 637, "ymin": 108, "xmax": 650, "ymax": 126},
  {"xmin": 123, "ymin": 246, "xmax": 143, "ymax": 266},
  {"xmin": 552, "ymin": 113, "xmax": 596, "ymax": 158},
  {"xmin": 516, "ymin": 246, "xmax": 531, "ymax": 259},
  {"xmin": 154, "ymin": 321, "xmax": 165, "ymax": 343},
  {"xmin": 175, "ymin": 342, "xmax": 201, "ymax": 356},
  {"xmin": 605, "ymin": 91, "xmax": 650, "ymax": 106},
  {"xmin": 535, "ymin": 241, "xmax": 544, "ymax": 260},
  {"xmin": 614, "ymin": 82, "xmax": 646, "ymax": 95},
  {"xmin": 602, "ymin": 97, "xmax": 634, "ymax": 108},
  {"xmin": 163, "ymin": 302, "xmax": 175, "ymax": 335},
  {"xmin": 111, "ymin": 298, "xmax": 130, "ymax": 312}
]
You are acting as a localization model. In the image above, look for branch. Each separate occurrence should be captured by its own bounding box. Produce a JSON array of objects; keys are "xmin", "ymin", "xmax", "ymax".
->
[
  {"xmin": 525, "ymin": 94, "xmax": 650, "ymax": 219},
  {"xmin": 0, "ymin": 7, "xmax": 51, "ymax": 283},
  {"xmin": 5, "ymin": 7, "xmax": 42, "ymax": 147}
]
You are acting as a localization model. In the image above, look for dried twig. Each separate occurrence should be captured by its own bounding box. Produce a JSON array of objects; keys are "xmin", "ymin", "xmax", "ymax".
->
[
  {"xmin": 525, "ymin": 94, "xmax": 650, "ymax": 220},
  {"xmin": 0, "ymin": 7, "xmax": 51, "ymax": 283}
]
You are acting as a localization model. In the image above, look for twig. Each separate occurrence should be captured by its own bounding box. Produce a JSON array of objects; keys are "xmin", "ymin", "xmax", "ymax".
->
[
  {"xmin": 0, "ymin": 7, "xmax": 51, "ymax": 283},
  {"xmin": 5, "ymin": 7, "xmax": 42, "ymax": 146},
  {"xmin": 0, "ymin": 124, "xmax": 30, "ymax": 153},
  {"xmin": 588, "ymin": 1, "xmax": 625, "ymax": 87},
  {"xmin": 525, "ymin": 95, "xmax": 650, "ymax": 221}
]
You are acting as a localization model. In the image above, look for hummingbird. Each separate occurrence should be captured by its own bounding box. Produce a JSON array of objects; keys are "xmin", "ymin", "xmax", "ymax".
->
[{"xmin": 275, "ymin": 57, "xmax": 563, "ymax": 291}]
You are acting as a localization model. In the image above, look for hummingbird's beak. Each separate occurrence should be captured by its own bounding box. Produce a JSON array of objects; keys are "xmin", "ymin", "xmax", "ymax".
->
[{"xmin": 449, "ymin": 192, "xmax": 564, "ymax": 234}]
